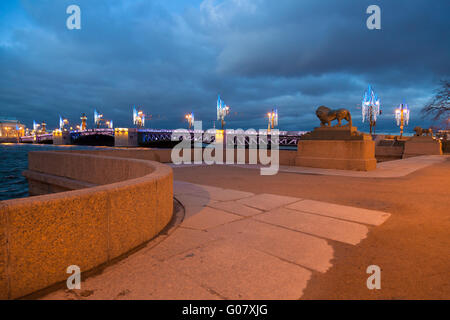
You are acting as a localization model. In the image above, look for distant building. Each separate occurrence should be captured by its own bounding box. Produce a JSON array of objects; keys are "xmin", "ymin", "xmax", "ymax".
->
[{"xmin": 0, "ymin": 119, "xmax": 26, "ymax": 138}]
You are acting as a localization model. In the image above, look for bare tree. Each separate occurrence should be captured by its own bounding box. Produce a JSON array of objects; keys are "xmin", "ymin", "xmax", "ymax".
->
[{"xmin": 421, "ymin": 80, "xmax": 450, "ymax": 123}]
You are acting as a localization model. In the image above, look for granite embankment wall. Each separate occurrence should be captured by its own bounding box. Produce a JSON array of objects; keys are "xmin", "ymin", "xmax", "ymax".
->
[
  {"xmin": 0, "ymin": 151, "xmax": 173, "ymax": 299},
  {"xmin": 60, "ymin": 147, "xmax": 298, "ymax": 166},
  {"xmin": 46, "ymin": 143, "xmax": 410, "ymax": 166}
]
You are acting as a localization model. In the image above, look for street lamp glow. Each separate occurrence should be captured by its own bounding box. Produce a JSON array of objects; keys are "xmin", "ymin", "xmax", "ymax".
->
[
  {"xmin": 395, "ymin": 103, "xmax": 410, "ymax": 138},
  {"xmin": 185, "ymin": 112, "xmax": 194, "ymax": 129},
  {"xmin": 80, "ymin": 113, "xmax": 87, "ymax": 131},
  {"xmin": 133, "ymin": 106, "xmax": 145, "ymax": 128},
  {"xmin": 362, "ymin": 85, "xmax": 381, "ymax": 134},
  {"xmin": 59, "ymin": 116, "xmax": 69, "ymax": 131},
  {"xmin": 217, "ymin": 94, "xmax": 230, "ymax": 129},
  {"xmin": 267, "ymin": 109, "xmax": 278, "ymax": 131}
]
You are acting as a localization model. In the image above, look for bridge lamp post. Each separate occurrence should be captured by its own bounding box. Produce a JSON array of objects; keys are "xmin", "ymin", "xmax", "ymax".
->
[
  {"xmin": 217, "ymin": 95, "xmax": 230, "ymax": 130},
  {"xmin": 59, "ymin": 117, "xmax": 69, "ymax": 131},
  {"xmin": 138, "ymin": 111, "xmax": 145, "ymax": 127},
  {"xmin": 80, "ymin": 113, "xmax": 87, "ymax": 131},
  {"xmin": 133, "ymin": 106, "xmax": 146, "ymax": 128},
  {"xmin": 267, "ymin": 109, "xmax": 278, "ymax": 132},
  {"xmin": 94, "ymin": 110, "xmax": 104, "ymax": 128},
  {"xmin": 185, "ymin": 112, "xmax": 194, "ymax": 129},
  {"xmin": 395, "ymin": 103, "xmax": 410, "ymax": 138}
]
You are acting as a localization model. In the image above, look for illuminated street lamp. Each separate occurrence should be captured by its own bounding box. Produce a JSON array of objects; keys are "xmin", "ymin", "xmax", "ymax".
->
[
  {"xmin": 32, "ymin": 121, "xmax": 41, "ymax": 135},
  {"xmin": 105, "ymin": 120, "xmax": 113, "ymax": 129},
  {"xmin": 362, "ymin": 85, "xmax": 381, "ymax": 134},
  {"xmin": 395, "ymin": 103, "xmax": 410, "ymax": 138},
  {"xmin": 94, "ymin": 109, "xmax": 113, "ymax": 128},
  {"xmin": 217, "ymin": 94, "xmax": 230, "ymax": 129},
  {"xmin": 133, "ymin": 106, "xmax": 145, "ymax": 128},
  {"xmin": 267, "ymin": 109, "xmax": 278, "ymax": 132},
  {"xmin": 59, "ymin": 116, "xmax": 69, "ymax": 131},
  {"xmin": 185, "ymin": 112, "xmax": 194, "ymax": 129},
  {"xmin": 94, "ymin": 109, "xmax": 103, "ymax": 128}
]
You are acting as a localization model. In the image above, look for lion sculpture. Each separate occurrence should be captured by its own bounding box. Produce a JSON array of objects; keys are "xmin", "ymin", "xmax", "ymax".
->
[
  {"xmin": 316, "ymin": 105, "xmax": 352, "ymax": 127},
  {"xmin": 414, "ymin": 126, "xmax": 433, "ymax": 136}
]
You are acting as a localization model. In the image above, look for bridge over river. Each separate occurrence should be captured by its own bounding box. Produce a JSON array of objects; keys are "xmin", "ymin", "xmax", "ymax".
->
[{"xmin": 19, "ymin": 128, "xmax": 308, "ymax": 148}]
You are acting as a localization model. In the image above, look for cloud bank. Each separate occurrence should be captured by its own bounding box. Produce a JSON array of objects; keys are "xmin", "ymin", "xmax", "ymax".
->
[{"xmin": 0, "ymin": 0, "xmax": 449, "ymax": 133}]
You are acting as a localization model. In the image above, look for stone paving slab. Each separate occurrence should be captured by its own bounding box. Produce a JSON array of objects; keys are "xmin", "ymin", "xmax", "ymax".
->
[
  {"xmin": 254, "ymin": 207, "xmax": 369, "ymax": 245},
  {"xmin": 286, "ymin": 199, "xmax": 391, "ymax": 226},
  {"xmin": 181, "ymin": 207, "xmax": 243, "ymax": 230},
  {"xmin": 146, "ymin": 228, "xmax": 222, "ymax": 261},
  {"xmin": 166, "ymin": 239, "xmax": 312, "ymax": 299},
  {"xmin": 175, "ymin": 181, "xmax": 254, "ymax": 201},
  {"xmin": 207, "ymin": 200, "xmax": 263, "ymax": 217},
  {"xmin": 183, "ymin": 205, "xmax": 213, "ymax": 220},
  {"xmin": 40, "ymin": 181, "xmax": 392, "ymax": 300},
  {"xmin": 173, "ymin": 193, "xmax": 218, "ymax": 219},
  {"xmin": 237, "ymin": 193, "xmax": 301, "ymax": 211},
  {"xmin": 208, "ymin": 219, "xmax": 333, "ymax": 272},
  {"xmin": 192, "ymin": 187, "xmax": 255, "ymax": 202},
  {"xmin": 43, "ymin": 254, "xmax": 220, "ymax": 300}
]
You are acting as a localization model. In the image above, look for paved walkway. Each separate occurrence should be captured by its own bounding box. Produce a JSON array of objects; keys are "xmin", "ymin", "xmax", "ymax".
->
[
  {"xmin": 170, "ymin": 155, "xmax": 448, "ymax": 178},
  {"xmin": 43, "ymin": 181, "xmax": 391, "ymax": 300},
  {"xmin": 274, "ymin": 155, "xmax": 448, "ymax": 178}
]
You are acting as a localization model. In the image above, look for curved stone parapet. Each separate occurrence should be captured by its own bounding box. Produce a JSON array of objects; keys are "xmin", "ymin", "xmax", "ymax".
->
[{"xmin": 0, "ymin": 151, "xmax": 173, "ymax": 299}]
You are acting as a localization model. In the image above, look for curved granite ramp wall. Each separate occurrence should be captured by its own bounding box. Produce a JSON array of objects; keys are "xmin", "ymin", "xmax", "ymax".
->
[{"xmin": 0, "ymin": 151, "xmax": 173, "ymax": 299}]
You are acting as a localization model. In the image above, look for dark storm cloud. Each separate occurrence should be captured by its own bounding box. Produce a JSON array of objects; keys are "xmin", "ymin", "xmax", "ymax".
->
[
  {"xmin": 0, "ymin": 0, "xmax": 448, "ymax": 133},
  {"xmin": 210, "ymin": 1, "xmax": 449, "ymax": 78}
]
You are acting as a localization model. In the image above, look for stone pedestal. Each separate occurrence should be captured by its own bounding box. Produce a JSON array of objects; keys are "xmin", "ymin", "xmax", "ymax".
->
[
  {"xmin": 295, "ymin": 126, "xmax": 376, "ymax": 171},
  {"xmin": 402, "ymin": 136, "xmax": 442, "ymax": 158}
]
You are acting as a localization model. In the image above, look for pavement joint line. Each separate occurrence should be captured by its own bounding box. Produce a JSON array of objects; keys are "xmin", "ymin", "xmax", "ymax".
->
[
  {"xmin": 165, "ymin": 261, "xmax": 228, "ymax": 300},
  {"xmin": 240, "ymin": 200, "xmax": 303, "ymax": 212},
  {"xmin": 251, "ymin": 246, "xmax": 322, "ymax": 274},
  {"xmin": 205, "ymin": 203, "xmax": 263, "ymax": 217},
  {"xmin": 284, "ymin": 206, "xmax": 390, "ymax": 227},
  {"xmin": 154, "ymin": 260, "xmax": 228, "ymax": 300},
  {"xmin": 184, "ymin": 216, "xmax": 248, "ymax": 232},
  {"xmin": 249, "ymin": 216, "xmax": 365, "ymax": 246},
  {"xmin": 205, "ymin": 214, "xmax": 259, "ymax": 234}
]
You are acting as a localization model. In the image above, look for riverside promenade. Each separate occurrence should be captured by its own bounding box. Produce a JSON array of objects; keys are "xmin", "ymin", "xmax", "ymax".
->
[{"xmin": 42, "ymin": 155, "xmax": 449, "ymax": 300}]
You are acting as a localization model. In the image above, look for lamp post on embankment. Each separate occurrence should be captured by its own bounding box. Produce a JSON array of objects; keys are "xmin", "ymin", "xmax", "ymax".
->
[{"xmin": 395, "ymin": 103, "xmax": 410, "ymax": 138}]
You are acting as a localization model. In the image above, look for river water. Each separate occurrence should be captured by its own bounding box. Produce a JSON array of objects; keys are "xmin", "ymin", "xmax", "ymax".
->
[{"xmin": 0, "ymin": 144, "xmax": 101, "ymax": 201}]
